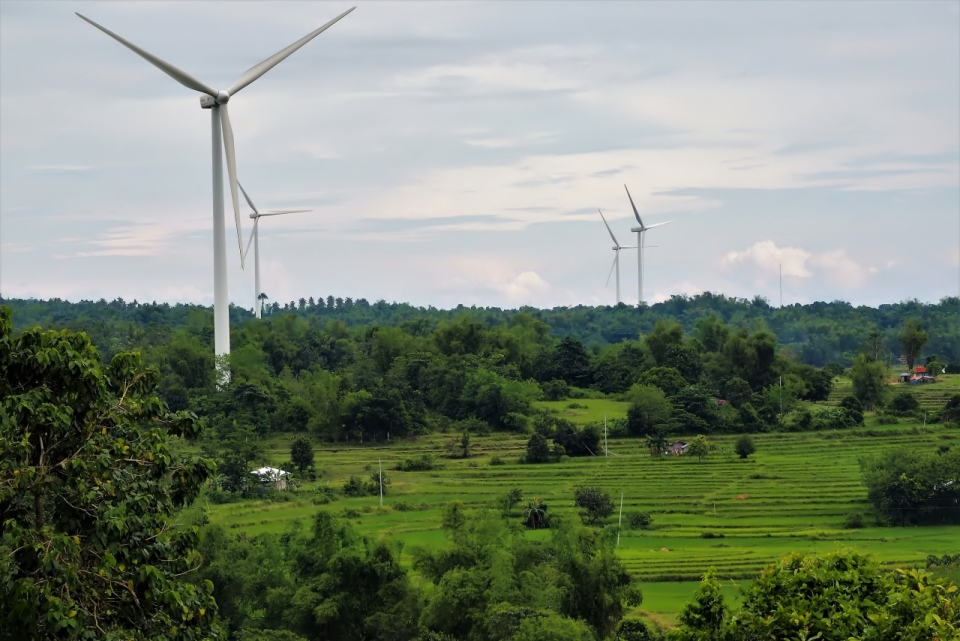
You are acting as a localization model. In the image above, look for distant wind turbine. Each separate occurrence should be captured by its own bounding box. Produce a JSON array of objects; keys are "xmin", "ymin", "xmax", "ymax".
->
[
  {"xmin": 77, "ymin": 8, "xmax": 354, "ymax": 364},
  {"xmin": 624, "ymin": 185, "xmax": 671, "ymax": 306},
  {"xmin": 239, "ymin": 182, "xmax": 311, "ymax": 319},
  {"xmin": 598, "ymin": 209, "xmax": 636, "ymax": 305}
]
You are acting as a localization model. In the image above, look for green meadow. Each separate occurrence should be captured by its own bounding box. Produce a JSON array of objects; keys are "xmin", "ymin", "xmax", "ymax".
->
[{"xmin": 199, "ymin": 376, "xmax": 960, "ymax": 626}]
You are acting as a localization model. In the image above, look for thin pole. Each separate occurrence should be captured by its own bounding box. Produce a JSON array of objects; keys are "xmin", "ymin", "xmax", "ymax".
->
[
  {"xmin": 254, "ymin": 220, "xmax": 261, "ymax": 319},
  {"xmin": 615, "ymin": 250, "xmax": 620, "ymax": 304},
  {"xmin": 637, "ymin": 231, "xmax": 643, "ymax": 306},
  {"xmin": 379, "ymin": 458, "xmax": 383, "ymax": 506},
  {"xmin": 211, "ymin": 106, "xmax": 230, "ymax": 380},
  {"xmin": 617, "ymin": 492, "xmax": 624, "ymax": 546},
  {"xmin": 779, "ymin": 263, "xmax": 782, "ymax": 308}
]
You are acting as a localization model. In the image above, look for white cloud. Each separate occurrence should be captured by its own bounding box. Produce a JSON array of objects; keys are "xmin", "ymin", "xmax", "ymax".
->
[
  {"xmin": 725, "ymin": 241, "xmax": 812, "ymax": 278},
  {"xmin": 723, "ymin": 240, "xmax": 874, "ymax": 291}
]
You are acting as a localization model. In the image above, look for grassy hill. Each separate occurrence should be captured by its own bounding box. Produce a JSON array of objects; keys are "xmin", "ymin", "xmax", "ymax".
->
[{"xmin": 193, "ymin": 412, "xmax": 959, "ymax": 626}]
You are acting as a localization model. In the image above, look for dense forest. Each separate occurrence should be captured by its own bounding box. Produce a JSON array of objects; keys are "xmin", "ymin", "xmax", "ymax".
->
[{"xmin": 5, "ymin": 293, "xmax": 960, "ymax": 365}]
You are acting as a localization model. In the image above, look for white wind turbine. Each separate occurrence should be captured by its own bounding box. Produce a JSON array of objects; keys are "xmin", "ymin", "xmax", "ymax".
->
[
  {"xmin": 77, "ymin": 8, "xmax": 354, "ymax": 363},
  {"xmin": 624, "ymin": 185, "xmax": 671, "ymax": 306},
  {"xmin": 598, "ymin": 209, "xmax": 636, "ymax": 305},
  {"xmin": 238, "ymin": 182, "xmax": 311, "ymax": 319}
]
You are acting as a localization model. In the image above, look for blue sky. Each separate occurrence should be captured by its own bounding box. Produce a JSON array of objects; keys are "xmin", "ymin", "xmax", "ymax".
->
[{"xmin": 2, "ymin": 1, "xmax": 958, "ymax": 309}]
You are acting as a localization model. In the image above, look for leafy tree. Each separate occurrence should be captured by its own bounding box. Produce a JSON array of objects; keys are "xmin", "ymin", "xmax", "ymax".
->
[
  {"xmin": 553, "ymin": 422, "xmax": 601, "ymax": 457},
  {"xmin": 574, "ymin": 486, "xmax": 614, "ymax": 525},
  {"xmin": 459, "ymin": 429, "xmax": 471, "ymax": 459},
  {"xmin": 839, "ymin": 395, "xmax": 865, "ymax": 425},
  {"xmin": 942, "ymin": 394, "xmax": 960, "ymax": 425},
  {"xmin": 889, "ymin": 390, "xmax": 920, "ymax": 414},
  {"xmin": 860, "ymin": 447, "xmax": 960, "ymax": 524},
  {"xmin": 501, "ymin": 488, "xmax": 524, "ymax": 514},
  {"xmin": 625, "ymin": 385, "xmax": 672, "ymax": 437},
  {"xmin": 637, "ymin": 367, "xmax": 687, "ymax": 397},
  {"xmin": 672, "ymin": 570, "xmax": 727, "ymax": 641},
  {"xmin": 645, "ymin": 427, "xmax": 669, "ymax": 457},
  {"xmin": 686, "ymin": 435, "xmax": 711, "ymax": 463},
  {"xmin": 552, "ymin": 336, "xmax": 593, "ymax": 387},
  {"xmin": 734, "ymin": 434, "xmax": 756, "ymax": 459},
  {"xmin": 290, "ymin": 434, "xmax": 315, "ymax": 474},
  {"xmin": 626, "ymin": 512, "xmax": 653, "ymax": 530},
  {"xmin": 899, "ymin": 318, "xmax": 929, "ymax": 369},
  {"xmin": 720, "ymin": 376, "xmax": 752, "ymax": 408},
  {"xmin": 0, "ymin": 307, "xmax": 221, "ymax": 640},
  {"xmin": 644, "ymin": 320, "xmax": 684, "ymax": 365},
  {"xmin": 851, "ymin": 354, "xmax": 888, "ymax": 410},
  {"xmin": 525, "ymin": 433, "xmax": 552, "ymax": 463}
]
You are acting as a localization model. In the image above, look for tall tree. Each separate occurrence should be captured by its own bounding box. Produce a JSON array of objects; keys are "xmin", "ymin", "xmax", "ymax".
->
[
  {"xmin": 899, "ymin": 318, "xmax": 929, "ymax": 370},
  {"xmin": 0, "ymin": 307, "xmax": 221, "ymax": 640},
  {"xmin": 851, "ymin": 354, "xmax": 888, "ymax": 410}
]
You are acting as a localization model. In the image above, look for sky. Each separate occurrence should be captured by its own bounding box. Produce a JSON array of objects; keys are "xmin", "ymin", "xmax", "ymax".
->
[{"xmin": 1, "ymin": 1, "xmax": 959, "ymax": 310}]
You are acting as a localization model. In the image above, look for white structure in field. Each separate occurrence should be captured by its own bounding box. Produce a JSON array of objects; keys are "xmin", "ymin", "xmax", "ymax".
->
[{"xmin": 623, "ymin": 185, "xmax": 671, "ymax": 306}]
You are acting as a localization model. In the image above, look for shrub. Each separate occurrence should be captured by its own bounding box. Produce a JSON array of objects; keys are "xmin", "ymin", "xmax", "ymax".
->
[
  {"xmin": 341, "ymin": 508, "xmax": 361, "ymax": 519},
  {"xmin": 394, "ymin": 500, "xmax": 413, "ymax": 512},
  {"xmin": 614, "ymin": 619, "xmax": 657, "ymax": 640},
  {"xmin": 844, "ymin": 513, "xmax": 865, "ymax": 529},
  {"xmin": 700, "ymin": 532, "xmax": 725, "ymax": 539},
  {"xmin": 890, "ymin": 390, "xmax": 920, "ymax": 414},
  {"xmin": 626, "ymin": 512, "xmax": 653, "ymax": 530},
  {"xmin": 395, "ymin": 454, "xmax": 439, "ymax": 471},
  {"xmin": 489, "ymin": 455, "xmax": 504, "ymax": 466},
  {"xmin": 734, "ymin": 434, "xmax": 756, "ymax": 459},
  {"xmin": 541, "ymin": 379, "xmax": 570, "ymax": 401}
]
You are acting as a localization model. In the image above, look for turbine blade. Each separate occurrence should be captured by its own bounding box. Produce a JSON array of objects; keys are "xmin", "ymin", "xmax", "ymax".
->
[
  {"xmin": 219, "ymin": 103, "xmax": 244, "ymax": 268},
  {"xmin": 228, "ymin": 7, "xmax": 356, "ymax": 95},
  {"xmin": 238, "ymin": 181, "xmax": 259, "ymax": 215},
  {"xmin": 624, "ymin": 184, "xmax": 644, "ymax": 227},
  {"xmin": 243, "ymin": 218, "xmax": 259, "ymax": 264},
  {"xmin": 259, "ymin": 209, "xmax": 312, "ymax": 217},
  {"xmin": 644, "ymin": 220, "xmax": 673, "ymax": 230},
  {"xmin": 76, "ymin": 13, "xmax": 217, "ymax": 97},
  {"xmin": 598, "ymin": 209, "xmax": 619, "ymax": 246},
  {"xmin": 605, "ymin": 250, "xmax": 619, "ymax": 287}
]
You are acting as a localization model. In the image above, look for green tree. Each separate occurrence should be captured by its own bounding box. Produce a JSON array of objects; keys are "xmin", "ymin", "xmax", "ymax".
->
[
  {"xmin": 290, "ymin": 434, "xmax": 315, "ymax": 474},
  {"xmin": 898, "ymin": 318, "xmax": 929, "ymax": 370},
  {"xmin": 672, "ymin": 570, "xmax": 727, "ymax": 641},
  {"xmin": 502, "ymin": 488, "xmax": 524, "ymax": 514},
  {"xmin": 851, "ymin": 353, "xmax": 888, "ymax": 410},
  {"xmin": 523, "ymin": 497, "xmax": 549, "ymax": 529},
  {"xmin": 0, "ymin": 307, "xmax": 221, "ymax": 640},
  {"xmin": 637, "ymin": 367, "xmax": 687, "ymax": 397},
  {"xmin": 734, "ymin": 434, "xmax": 756, "ymax": 459},
  {"xmin": 573, "ymin": 486, "xmax": 614, "ymax": 525},
  {"xmin": 525, "ymin": 433, "xmax": 552, "ymax": 463},
  {"xmin": 644, "ymin": 427, "xmax": 669, "ymax": 457},
  {"xmin": 644, "ymin": 320, "xmax": 684, "ymax": 365},
  {"xmin": 459, "ymin": 429, "xmax": 471, "ymax": 458},
  {"xmin": 625, "ymin": 385, "xmax": 673, "ymax": 437},
  {"xmin": 686, "ymin": 435, "xmax": 711, "ymax": 463}
]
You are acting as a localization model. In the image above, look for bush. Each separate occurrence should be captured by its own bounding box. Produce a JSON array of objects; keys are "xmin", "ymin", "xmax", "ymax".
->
[
  {"xmin": 844, "ymin": 513, "xmax": 865, "ymax": 529},
  {"xmin": 395, "ymin": 454, "xmax": 439, "ymax": 471},
  {"xmin": 489, "ymin": 455, "xmax": 504, "ymax": 466},
  {"xmin": 614, "ymin": 619, "xmax": 657, "ymax": 640},
  {"xmin": 394, "ymin": 500, "xmax": 413, "ymax": 512},
  {"xmin": 541, "ymin": 379, "xmax": 570, "ymax": 401},
  {"xmin": 700, "ymin": 531, "xmax": 725, "ymax": 539},
  {"xmin": 626, "ymin": 512, "xmax": 653, "ymax": 530},
  {"xmin": 811, "ymin": 407, "xmax": 858, "ymax": 430},
  {"xmin": 890, "ymin": 391, "xmax": 920, "ymax": 414},
  {"xmin": 945, "ymin": 362, "xmax": 960, "ymax": 374},
  {"xmin": 734, "ymin": 434, "xmax": 756, "ymax": 459}
]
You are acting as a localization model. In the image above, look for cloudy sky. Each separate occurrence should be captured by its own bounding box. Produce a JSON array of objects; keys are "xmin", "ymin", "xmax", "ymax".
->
[{"xmin": 2, "ymin": 1, "xmax": 958, "ymax": 310}]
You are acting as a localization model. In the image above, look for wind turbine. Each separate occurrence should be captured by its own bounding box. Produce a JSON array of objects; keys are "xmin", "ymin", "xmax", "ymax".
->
[
  {"xmin": 76, "ymin": 8, "xmax": 354, "ymax": 364},
  {"xmin": 239, "ymin": 182, "xmax": 311, "ymax": 319},
  {"xmin": 598, "ymin": 209, "xmax": 636, "ymax": 305},
  {"xmin": 624, "ymin": 185, "xmax": 671, "ymax": 306}
]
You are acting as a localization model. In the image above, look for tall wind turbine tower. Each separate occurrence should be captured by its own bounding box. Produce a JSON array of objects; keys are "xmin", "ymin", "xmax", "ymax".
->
[
  {"xmin": 598, "ymin": 210, "xmax": 636, "ymax": 305},
  {"xmin": 624, "ymin": 185, "xmax": 671, "ymax": 306},
  {"xmin": 77, "ymin": 8, "xmax": 354, "ymax": 364},
  {"xmin": 239, "ymin": 183, "xmax": 311, "ymax": 319}
]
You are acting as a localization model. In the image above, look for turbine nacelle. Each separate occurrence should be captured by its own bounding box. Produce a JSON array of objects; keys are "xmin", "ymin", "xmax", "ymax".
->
[{"xmin": 199, "ymin": 91, "xmax": 232, "ymax": 108}]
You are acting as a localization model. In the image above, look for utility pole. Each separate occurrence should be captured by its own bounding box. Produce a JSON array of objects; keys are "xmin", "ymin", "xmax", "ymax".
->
[{"xmin": 616, "ymin": 493, "xmax": 624, "ymax": 547}]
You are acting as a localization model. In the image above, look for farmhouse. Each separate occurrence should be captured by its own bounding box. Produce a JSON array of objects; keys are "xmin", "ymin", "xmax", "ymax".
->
[
  {"xmin": 251, "ymin": 466, "xmax": 290, "ymax": 491},
  {"xmin": 669, "ymin": 441, "xmax": 688, "ymax": 456}
]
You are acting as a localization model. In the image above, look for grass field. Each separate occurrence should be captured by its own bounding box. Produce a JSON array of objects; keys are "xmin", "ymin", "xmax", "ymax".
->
[{"xmin": 198, "ymin": 376, "xmax": 959, "ymax": 626}]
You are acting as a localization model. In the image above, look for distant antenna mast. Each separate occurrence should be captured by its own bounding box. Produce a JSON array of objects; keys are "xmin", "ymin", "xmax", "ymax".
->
[
  {"xmin": 378, "ymin": 458, "xmax": 383, "ymax": 506},
  {"xmin": 616, "ymin": 492, "xmax": 624, "ymax": 546}
]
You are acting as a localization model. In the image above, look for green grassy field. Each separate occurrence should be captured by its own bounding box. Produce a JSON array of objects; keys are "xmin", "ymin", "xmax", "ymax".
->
[{"xmin": 200, "ymin": 388, "xmax": 959, "ymax": 626}]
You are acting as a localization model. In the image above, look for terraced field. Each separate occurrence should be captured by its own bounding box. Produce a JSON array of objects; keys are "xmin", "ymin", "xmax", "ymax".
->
[{"xmin": 201, "ymin": 413, "xmax": 960, "ymax": 624}]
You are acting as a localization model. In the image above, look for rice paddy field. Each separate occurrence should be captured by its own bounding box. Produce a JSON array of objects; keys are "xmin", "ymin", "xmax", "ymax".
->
[{"xmin": 199, "ymin": 378, "xmax": 960, "ymax": 627}]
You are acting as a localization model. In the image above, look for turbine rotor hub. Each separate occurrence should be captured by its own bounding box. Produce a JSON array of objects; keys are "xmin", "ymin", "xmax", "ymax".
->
[{"xmin": 216, "ymin": 90, "xmax": 231, "ymax": 104}]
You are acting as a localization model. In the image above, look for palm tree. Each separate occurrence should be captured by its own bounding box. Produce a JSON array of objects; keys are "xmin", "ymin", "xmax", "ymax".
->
[{"xmin": 524, "ymin": 497, "xmax": 548, "ymax": 529}]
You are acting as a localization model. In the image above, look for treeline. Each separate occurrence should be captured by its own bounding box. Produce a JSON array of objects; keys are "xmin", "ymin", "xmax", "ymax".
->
[{"xmin": 5, "ymin": 292, "xmax": 960, "ymax": 365}]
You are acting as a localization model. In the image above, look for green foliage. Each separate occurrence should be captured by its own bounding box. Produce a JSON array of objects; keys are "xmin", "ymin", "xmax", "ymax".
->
[
  {"xmin": 0, "ymin": 307, "xmax": 221, "ymax": 640},
  {"xmin": 844, "ymin": 512, "xmax": 865, "ymax": 529},
  {"xmin": 395, "ymin": 454, "xmax": 439, "ymax": 471},
  {"xmin": 615, "ymin": 619, "xmax": 658, "ymax": 641},
  {"xmin": 625, "ymin": 385, "xmax": 672, "ymax": 437},
  {"xmin": 413, "ymin": 508, "xmax": 637, "ymax": 639},
  {"xmin": 851, "ymin": 354, "xmax": 888, "ymax": 410},
  {"xmin": 523, "ymin": 497, "xmax": 548, "ymax": 529},
  {"xmin": 672, "ymin": 570, "xmax": 727, "ymax": 641},
  {"xmin": 626, "ymin": 512, "xmax": 653, "ymax": 530},
  {"xmin": 860, "ymin": 447, "xmax": 960, "ymax": 524},
  {"xmin": 637, "ymin": 367, "xmax": 687, "ymax": 397},
  {"xmin": 899, "ymin": 318, "xmax": 930, "ymax": 370},
  {"xmin": 574, "ymin": 486, "xmax": 614, "ymax": 525},
  {"xmin": 524, "ymin": 433, "xmax": 553, "ymax": 464},
  {"xmin": 941, "ymin": 393, "xmax": 960, "ymax": 425},
  {"xmin": 686, "ymin": 435, "xmax": 712, "ymax": 462},
  {"xmin": 890, "ymin": 390, "xmax": 921, "ymax": 414},
  {"xmin": 290, "ymin": 434, "xmax": 314, "ymax": 474},
  {"xmin": 501, "ymin": 488, "xmax": 524, "ymax": 514},
  {"xmin": 734, "ymin": 434, "xmax": 756, "ymax": 459}
]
